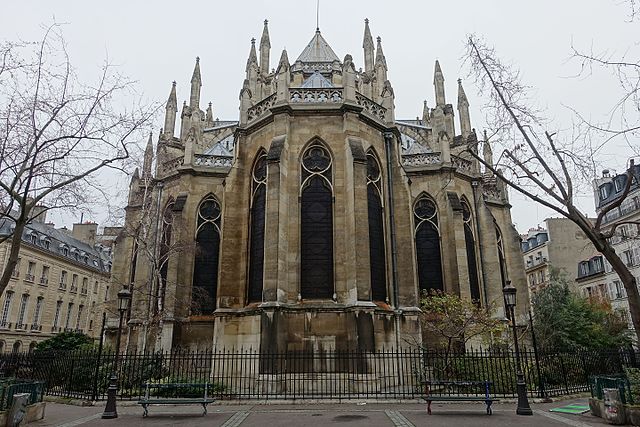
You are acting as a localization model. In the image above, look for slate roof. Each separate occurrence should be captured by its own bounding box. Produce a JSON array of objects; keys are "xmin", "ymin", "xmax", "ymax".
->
[
  {"xmin": 296, "ymin": 29, "xmax": 340, "ymax": 63},
  {"xmin": 203, "ymin": 134, "xmax": 234, "ymax": 157},
  {"xmin": 0, "ymin": 217, "xmax": 111, "ymax": 274},
  {"xmin": 301, "ymin": 71, "xmax": 334, "ymax": 88}
]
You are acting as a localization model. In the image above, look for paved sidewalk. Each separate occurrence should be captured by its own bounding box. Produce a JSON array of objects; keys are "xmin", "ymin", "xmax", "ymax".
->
[{"xmin": 31, "ymin": 400, "xmax": 609, "ymax": 426}]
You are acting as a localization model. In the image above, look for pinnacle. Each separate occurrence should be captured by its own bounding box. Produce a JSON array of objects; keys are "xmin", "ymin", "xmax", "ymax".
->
[
  {"xmin": 191, "ymin": 57, "xmax": 202, "ymax": 83},
  {"xmin": 260, "ymin": 19, "xmax": 271, "ymax": 48}
]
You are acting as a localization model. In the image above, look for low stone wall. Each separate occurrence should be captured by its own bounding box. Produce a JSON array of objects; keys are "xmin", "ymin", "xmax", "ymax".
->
[
  {"xmin": 590, "ymin": 397, "xmax": 640, "ymax": 425},
  {"xmin": 0, "ymin": 401, "xmax": 46, "ymax": 425}
]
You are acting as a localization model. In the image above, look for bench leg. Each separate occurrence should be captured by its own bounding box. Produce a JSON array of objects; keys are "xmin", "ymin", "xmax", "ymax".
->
[
  {"xmin": 202, "ymin": 403, "xmax": 207, "ymax": 416},
  {"xmin": 486, "ymin": 400, "xmax": 493, "ymax": 415},
  {"xmin": 427, "ymin": 400, "xmax": 432, "ymax": 415},
  {"xmin": 142, "ymin": 404, "xmax": 148, "ymax": 418}
]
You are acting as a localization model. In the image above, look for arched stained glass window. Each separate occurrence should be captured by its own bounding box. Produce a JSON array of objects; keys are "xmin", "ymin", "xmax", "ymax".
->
[
  {"xmin": 300, "ymin": 143, "xmax": 333, "ymax": 299},
  {"xmin": 192, "ymin": 196, "xmax": 221, "ymax": 314},
  {"xmin": 461, "ymin": 199, "xmax": 481, "ymax": 303},
  {"xmin": 366, "ymin": 151, "xmax": 387, "ymax": 302},
  {"xmin": 157, "ymin": 202, "xmax": 174, "ymax": 314},
  {"xmin": 248, "ymin": 151, "xmax": 267, "ymax": 303},
  {"xmin": 414, "ymin": 195, "xmax": 443, "ymax": 293}
]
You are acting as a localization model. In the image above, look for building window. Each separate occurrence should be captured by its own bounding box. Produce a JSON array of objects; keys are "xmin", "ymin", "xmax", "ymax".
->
[
  {"xmin": 26, "ymin": 261, "xmax": 35, "ymax": 282},
  {"xmin": 40, "ymin": 266, "xmax": 49, "ymax": 285},
  {"xmin": 461, "ymin": 199, "xmax": 481, "ymax": 303},
  {"xmin": 192, "ymin": 195, "xmax": 222, "ymax": 314},
  {"xmin": 32, "ymin": 297, "xmax": 43, "ymax": 328},
  {"xmin": 593, "ymin": 257, "xmax": 603, "ymax": 272},
  {"xmin": 300, "ymin": 142, "xmax": 334, "ymax": 299},
  {"xmin": 53, "ymin": 300, "xmax": 62, "ymax": 329},
  {"xmin": 579, "ymin": 262, "xmax": 589, "ymax": 277},
  {"xmin": 247, "ymin": 151, "xmax": 267, "ymax": 303},
  {"xmin": 496, "ymin": 225, "xmax": 508, "ymax": 289},
  {"xmin": 624, "ymin": 250, "xmax": 636, "ymax": 267},
  {"xmin": 43, "ymin": 239, "xmax": 50, "ymax": 250},
  {"xmin": 64, "ymin": 303, "xmax": 74, "ymax": 330},
  {"xmin": 104, "ymin": 285, "xmax": 109, "ymax": 302},
  {"xmin": 367, "ymin": 151, "xmax": 387, "ymax": 302},
  {"xmin": 12, "ymin": 341, "xmax": 21, "ymax": 353},
  {"xmin": 599, "ymin": 185, "xmax": 610, "ymax": 200},
  {"xmin": 1, "ymin": 292, "xmax": 13, "ymax": 328},
  {"xmin": 11, "ymin": 258, "xmax": 20, "ymax": 278},
  {"xmin": 94, "ymin": 281, "xmax": 98, "ymax": 294},
  {"xmin": 71, "ymin": 274, "xmax": 78, "ymax": 293},
  {"xmin": 30, "ymin": 234, "xmax": 37, "ymax": 245},
  {"xmin": 81, "ymin": 278, "xmax": 88, "ymax": 295},
  {"xmin": 414, "ymin": 195, "xmax": 443, "ymax": 293},
  {"xmin": 60, "ymin": 270, "xmax": 67, "ymax": 290},
  {"xmin": 75, "ymin": 305, "xmax": 84, "ymax": 330},
  {"xmin": 16, "ymin": 294, "xmax": 29, "ymax": 329}
]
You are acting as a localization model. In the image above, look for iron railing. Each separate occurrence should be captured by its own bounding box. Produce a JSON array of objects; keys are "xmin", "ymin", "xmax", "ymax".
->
[{"xmin": 0, "ymin": 348, "xmax": 637, "ymax": 401}]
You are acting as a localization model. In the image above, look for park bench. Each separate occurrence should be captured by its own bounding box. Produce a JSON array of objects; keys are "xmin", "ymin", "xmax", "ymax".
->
[
  {"xmin": 423, "ymin": 380, "xmax": 498, "ymax": 415},
  {"xmin": 137, "ymin": 382, "xmax": 215, "ymax": 417}
]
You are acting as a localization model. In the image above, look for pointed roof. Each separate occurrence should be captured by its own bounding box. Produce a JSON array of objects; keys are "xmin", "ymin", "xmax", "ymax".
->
[
  {"xmin": 204, "ymin": 138, "xmax": 234, "ymax": 157},
  {"xmin": 143, "ymin": 132, "xmax": 154, "ymax": 176},
  {"xmin": 296, "ymin": 29, "xmax": 340, "ymax": 63},
  {"xmin": 246, "ymin": 38, "xmax": 258, "ymax": 70},
  {"xmin": 301, "ymin": 71, "xmax": 334, "ymax": 88},
  {"xmin": 260, "ymin": 19, "xmax": 271, "ymax": 48},
  {"xmin": 277, "ymin": 48, "xmax": 290, "ymax": 73},
  {"xmin": 457, "ymin": 78, "xmax": 469, "ymax": 107},
  {"xmin": 363, "ymin": 18, "xmax": 374, "ymax": 48},
  {"xmin": 167, "ymin": 81, "xmax": 177, "ymax": 109},
  {"xmin": 375, "ymin": 36, "xmax": 387, "ymax": 69},
  {"xmin": 191, "ymin": 57, "xmax": 201, "ymax": 84}
]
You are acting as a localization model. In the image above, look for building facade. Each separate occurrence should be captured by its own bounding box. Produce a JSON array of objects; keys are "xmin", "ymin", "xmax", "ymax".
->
[
  {"xmin": 589, "ymin": 168, "xmax": 640, "ymax": 328},
  {"xmin": 521, "ymin": 218, "xmax": 596, "ymax": 296},
  {"xmin": 110, "ymin": 20, "xmax": 529, "ymax": 353},
  {"xmin": 0, "ymin": 213, "xmax": 113, "ymax": 352}
]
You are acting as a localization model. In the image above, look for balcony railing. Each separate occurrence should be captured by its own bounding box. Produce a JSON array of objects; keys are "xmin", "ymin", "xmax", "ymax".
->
[
  {"xmin": 0, "ymin": 322, "xmax": 12, "ymax": 329},
  {"xmin": 10, "ymin": 271, "xmax": 19, "ymax": 279},
  {"xmin": 15, "ymin": 323, "xmax": 25, "ymax": 330},
  {"xmin": 30, "ymin": 324, "xmax": 42, "ymax": 331},
  {"xmin": 39, "ymin": 277, "xmax": 48, "ymax": 285},
  {"xmin": 193, "ymin": 154, "xmax": 232, "ymax": 168},
  {"xmin": 59, "ymin": 282, "xmax": 67, "ymax": 290},
  {"xmin": 24, "ymin": 274, "xmax": 35, "ymax": 282}
]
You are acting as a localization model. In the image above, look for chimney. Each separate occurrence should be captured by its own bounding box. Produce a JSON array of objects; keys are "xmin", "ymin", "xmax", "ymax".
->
[
  {"xmin": 602, "ymin": 169, "xmax": 610, "ymax": 178},
  {"xmin": 72, "ymin": 222, "xmax": 98, "ymax": 246}
]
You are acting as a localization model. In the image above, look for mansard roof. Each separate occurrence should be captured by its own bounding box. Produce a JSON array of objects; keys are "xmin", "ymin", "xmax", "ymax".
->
[
  {"xmin": 301, "ymin": 71, "xmax": 334, "ymax": 88},
  {"xmin": 296, "ymin": 29, "xmax": 340, "ymax": 63}
]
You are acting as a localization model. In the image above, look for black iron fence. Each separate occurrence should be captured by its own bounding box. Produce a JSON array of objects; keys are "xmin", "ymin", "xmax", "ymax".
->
[{"xmin": 0, "ymin": 347, "xmax": 636, "ymax": 401}]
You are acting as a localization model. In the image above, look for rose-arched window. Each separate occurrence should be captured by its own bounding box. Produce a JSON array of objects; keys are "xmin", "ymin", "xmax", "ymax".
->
[
  {"xmin": 366, "ymin": 150, "xmax": 387, "ymax": 302},
  {"xmin": 414, "ymin": 195, "xmax": 443, "ymax": 293},
  {"xmin": 461, "ymin": 199, "xmax": 481, "ymax": 303},
  {"xmin": 300, "ymin": 142, "xmax": 333, "ymax": 299},
  {"xmin": 248, "ymin": 151, "xmax": 267, "ymax": 303},
  {"xmin": 192, "ymin": 195, "xmax": 221, "ymax": 314}
]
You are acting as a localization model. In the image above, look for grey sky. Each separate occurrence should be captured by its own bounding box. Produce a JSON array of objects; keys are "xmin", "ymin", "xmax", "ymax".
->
[{"xmin": 2, "ymin": 0, "xmax": 636, "ymax": 232}]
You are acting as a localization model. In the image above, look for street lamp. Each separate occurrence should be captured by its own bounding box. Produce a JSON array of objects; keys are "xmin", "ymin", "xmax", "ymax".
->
[
  {"xmin": 102, "ymin": 286, "xmax": 131, "ymax": 419},
  {"xmin": 503, "ymin": 281, "xmax": 533, "ymax": 416}
]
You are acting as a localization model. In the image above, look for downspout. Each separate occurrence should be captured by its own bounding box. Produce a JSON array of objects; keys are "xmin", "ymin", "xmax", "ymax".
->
[
  {"xmin": 383, "ymin": 131, "xmax": 401, "ymax": 350},
  {"xmin": 472, "ymin": 180, "xmax": 489, "ymax": 307}
]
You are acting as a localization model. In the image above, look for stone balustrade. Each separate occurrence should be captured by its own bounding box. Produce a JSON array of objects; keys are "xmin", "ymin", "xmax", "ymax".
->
[
  {"xmin": 355, "ymin": 93, "xmax": 387, "ymax": 121},
  {"xmin": 247, "ymin": 93, "xmax": 277, "ymax": 121},
  {"xmin": 289, "ymin": 88, "xmax": 343, "ymax": 104},
  {"xmin": 193, "ymin": 154, "xmax": 233, "ymax": 168},
  {"xmin": 401, "ymin": 152, "xmax": 442, "ymax": 167}
]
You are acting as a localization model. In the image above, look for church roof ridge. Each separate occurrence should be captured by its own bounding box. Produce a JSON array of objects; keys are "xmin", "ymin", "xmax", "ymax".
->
[{"xmin": 295, "ymin": 29, "xmax": 340, "ymax": 63}]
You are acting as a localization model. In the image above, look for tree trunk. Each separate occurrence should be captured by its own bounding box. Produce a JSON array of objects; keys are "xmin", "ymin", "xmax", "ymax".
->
[
  {"xmin": 601, "ymin": 245, "xmax": 640, "ymax": 343},
  {"xmin": 0, "ymin": 218, "xmax": 27, "ymax": 297}
]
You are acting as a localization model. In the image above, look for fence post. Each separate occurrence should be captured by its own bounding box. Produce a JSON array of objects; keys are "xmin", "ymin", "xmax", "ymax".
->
[{"xmin": 559, "ymin": 355, "xmax": 569, "ymax": 395}]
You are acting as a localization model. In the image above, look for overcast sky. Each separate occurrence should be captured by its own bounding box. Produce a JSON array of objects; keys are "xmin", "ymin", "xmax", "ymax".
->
[{"xmin": 2, "ymin": 0, "xmax": 637, "ymax": 233}]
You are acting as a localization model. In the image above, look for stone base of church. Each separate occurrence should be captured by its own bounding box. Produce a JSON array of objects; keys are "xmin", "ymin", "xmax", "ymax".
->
[{"xmin": 206, "ymin": 304, "xmax": 422, "ymax": 352}]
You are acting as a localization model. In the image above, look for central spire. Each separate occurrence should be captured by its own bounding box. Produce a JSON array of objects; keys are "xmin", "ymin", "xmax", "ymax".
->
[{"xmin": 295, "ymin": 28, "xmax": 340, "ymax": 63}]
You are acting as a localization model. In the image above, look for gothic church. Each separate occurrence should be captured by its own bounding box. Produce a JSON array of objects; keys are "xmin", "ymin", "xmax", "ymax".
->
[{"xmin": 109, "ymin": 20, "xmax": 528, "ymax": 352}]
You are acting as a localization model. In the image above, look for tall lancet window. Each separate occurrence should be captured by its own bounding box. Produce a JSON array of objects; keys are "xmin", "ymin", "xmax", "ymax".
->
[
  {"xmin": 158, "ymin": 202, "xmax": 174, "ymax": 314},
  {"xmin": 461, "ymin": 199, "xmax": 481, "ymax": 303},
  {"xmin": 300, "ymin": 142, "xmax": 333, "ymax": 299},
  {"xmin": 248, "ymin": 151, "xmax": 267, "ymax": 303},
  {"xmin": 366, "ymin": 151, "xmax": 387, "ymax": 302},
  {"xmin": 192, "ymin": 195, "xmax": 221, "ymax": 314},
  {"xmin": 414, "ymin": 195, "xmax": 444, "ymax": 293}
]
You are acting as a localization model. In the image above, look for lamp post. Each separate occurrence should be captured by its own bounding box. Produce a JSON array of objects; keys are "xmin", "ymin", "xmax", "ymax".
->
[
  {"xmin": 102, "ymin": 286, "xmax": 131, "ymax": 419},
  {"xmin": 503, "ymin": 281, "xmax": 533, "ymax": 416}
]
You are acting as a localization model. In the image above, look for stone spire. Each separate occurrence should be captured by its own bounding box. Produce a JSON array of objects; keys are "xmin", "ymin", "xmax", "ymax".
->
[
  {"xmin": 259, "ymin": 20, "xmax": 271, "ymax": 74},
  {"xmin": 457, "ymin": 78, "xmax": 471, "ymax": 138},
  {"xmin": 434, "ymin": 60, "xmax": 445, "ymax": 106},
  {"xmin": 483, "ymin": 130, "xmax": 493, "ymax": 171},
  {"xmin": 143, "ymin": 132, "xmax": 154, "ymax": 178},
  {"xmin": 375, "ymin": 36, "xmax": 387, "ymax": 70},
  {"xmin": 205, "ymin": 102, "xmax": 214, "ymax": 127},
  {"xmin": 190, "ymin": 57, "xmax": 202, "ymax": 109},
  {"xmin": 163, "ymin": 81, "xmax": 177, "ymax": 138},
  {"xmin": 276, "ymin": 49, "xmax": 290, "ymax": 102},
  {"xmin": 422, "ymin": 100, "xmax": 431, "ymax": 125},
  {"xmin": 363, "ymin": 18, "xmax": 374, "ymax": 73},
  {"xmin": 246, "ymin": 38, "xmax": 258, "ymax": 71}
]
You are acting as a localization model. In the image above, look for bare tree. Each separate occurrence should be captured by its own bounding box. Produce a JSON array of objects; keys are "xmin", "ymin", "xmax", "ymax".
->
[
  {"xmin": 0, "ymin": 24, "xmax": 158, "ymax": 297},
  {"xmin": 464, "ymin": 35, "xmax": 640, "ymax": 343}
]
